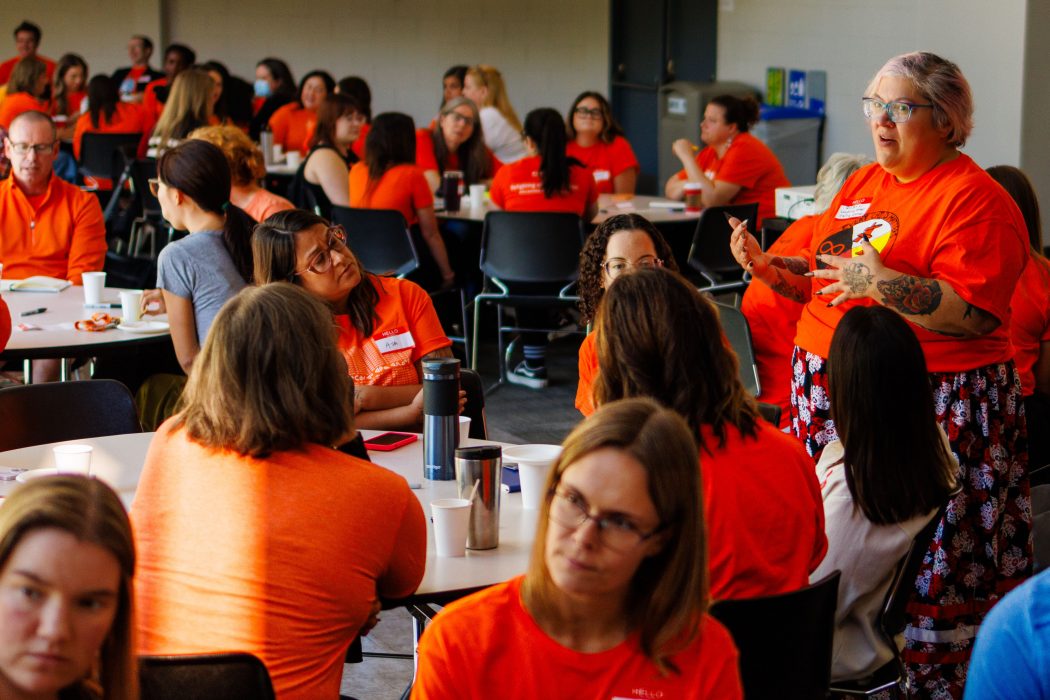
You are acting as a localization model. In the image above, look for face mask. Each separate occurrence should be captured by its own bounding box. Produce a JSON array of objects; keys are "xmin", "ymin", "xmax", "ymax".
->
[{"xmin": 254, "ymin": 78, "xmax": 272, "ymax": 98}]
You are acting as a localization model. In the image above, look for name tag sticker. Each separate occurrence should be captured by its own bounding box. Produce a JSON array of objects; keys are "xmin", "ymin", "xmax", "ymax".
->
[
  {"xmin": 593, "ymin": 169, "xmax": 611, "ymax": 182},
  {"xmin": 835, "ymin": 197, "xmax": 872, "ymax": 220},
  {"xmin": 374, "ymin": 327, "xmax": 416, "ymax": 354}
]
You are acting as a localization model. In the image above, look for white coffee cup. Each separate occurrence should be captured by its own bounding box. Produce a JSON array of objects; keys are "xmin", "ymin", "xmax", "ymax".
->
[
  {"xmin": 82, "ymin": 271, "xmax": 106, "ymax": 305},
  {"xmin": 458, "ymin": 416, "xmax": 472, "ymax": 443},
  {"xmin": 431, "ymin": 498, "xmax": 472, "ymax": 557},
  {"xmin": 273, "ymin": 144, "xmax": 285, "ymax": 163},
  {"xmin": 53, "ymin": 445, "xmax": 93, "ymax": 474},
  {"xmin": 503, "ymin": 444, "xmax": 562, "ymax": 509},
  {"xmin": 120, "ymin": 290, "xmax": 143, "ymax": 323},
  {"xmin": 469, "ymin": 184, "xmax": 486, "ymax": 208},
  {"xmin": 286, "ymin": 150, "xmax": 302, "ymax": 168}
]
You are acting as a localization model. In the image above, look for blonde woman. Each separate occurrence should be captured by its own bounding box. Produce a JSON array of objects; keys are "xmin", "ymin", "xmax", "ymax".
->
[
  {"xmin": 462, "ymin": 64, "xmax": 526, "ymax": 164},
  {"xmin": 189, "ymin": 124, "xmax": 294, "ymax": 222},
  {"xmin": 144, "ymin": 67, "xmax": 214, "ymax": 158}
]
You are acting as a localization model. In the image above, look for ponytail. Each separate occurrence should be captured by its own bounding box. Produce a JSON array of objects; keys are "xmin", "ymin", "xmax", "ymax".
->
[
  {"xmin": 222, "ymin": 205, "xmax": 256, "ymax": 283},
  {"xmin": 524, "ymin": 108, "xmax": 572, "ymax": 198}
]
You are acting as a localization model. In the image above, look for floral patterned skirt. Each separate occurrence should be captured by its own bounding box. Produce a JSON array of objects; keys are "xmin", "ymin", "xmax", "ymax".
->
[{"xmin": 790, "ymin": 346, "xmax": 1032, "ymax": 698}]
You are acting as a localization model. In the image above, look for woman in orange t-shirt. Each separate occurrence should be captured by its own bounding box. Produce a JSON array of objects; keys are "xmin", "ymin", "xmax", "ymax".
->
[
  {"xmin": 132, "ymin": 283, "xmax": 426, "ymax": 699},
  {"xmin": 73, "ymin": 75, "xmax": 150, "ymax": 160},
  {"xmin": 413, "ymin": 398, "xmax": 742, "ymax": 700},
  {"xmin": 266, "ymin": 70, "xmax": 332, "ymax": 156},
  {"xmin": 349, "ymin": 112, "xmax": 455, "ymax": 290},
  {"xmin": 416, "ymin": 96, "xmax": 499, "ymax": 193},
  {"xmin": 51, "ymin": 53, "xmax": 87, "ymax": 141},
  {"xmin": 0, "ymin": 56, "xmax": 51, "ymax": 130},
  {"xmin": 566, "ymin": 91, "xmax": 638, "ymax": 195},
  {"xmin": 253, "ymin": 209, "xmax": 457, "ymax": 431}
]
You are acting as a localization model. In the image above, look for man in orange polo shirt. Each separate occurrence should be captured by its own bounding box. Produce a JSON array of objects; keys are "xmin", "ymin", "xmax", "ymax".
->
[
  {"xmin": 0, "ymin": 21, "xmax": 55, "ymax": 86},
  {"xmin": 0, "ymin": 111, "xmax": 106, "ymax": 284}
]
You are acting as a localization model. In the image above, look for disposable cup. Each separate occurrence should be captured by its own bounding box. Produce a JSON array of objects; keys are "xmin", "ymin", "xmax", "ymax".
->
[
  {"xmin": 684, "ymin": 182, "xmax": 703, "ymax": 213},
  {"xmin": 469, "ymin": 184, "xmax": 486, "ymax": 208},
  {"xmin": 82, "ymin": 272, "xmax": 106, "ymax": 305},
  {"xmin": 120, "ymin": 290, "xmax": 143, "ymax": 323},
  {"xmin": 503, "ymin": 444, "xmax": 562, "ymax": 509},
  {"xmin": 273, "ymin": 144, "xmax": 284, "ymax": 163},
  {"xmin": 431, "ymin": 498, "xmax": 472, "ymax": 557},
  {"xmin": 458, "ymin": 416, "xmax": 471, "ymax": 443},
  {"xmin": 52, "ymin": 445, "xmax": 93, "ymax": 474},
  {"xmin": 286, "ymin": 150, "xmax": 302, "ymax": 168}
]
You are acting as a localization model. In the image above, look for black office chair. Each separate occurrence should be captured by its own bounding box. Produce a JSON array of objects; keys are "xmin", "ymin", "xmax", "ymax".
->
[
  {"xmin": 129, "ymin": 158, "xmax": 175, "ymax": 258},
  {"xmin": 714, "ymin": 301, "xmax": 761, "ymax": 397},
  {"xmin": 471, "ymin": 211, "xmax": 586, "ymax": 389},
  {"xmin": 710, "ymin": 570, "xmax": 840, "ymax": 700},
  {"xmin": 330, "ymin": 206, "xmax": 420, "ymax": 278},
  {"xmin": 78, "ymin": 132, "xmax": 142, "ymax": 224},
  {"xmin": 830, "ymin": 490, "xmax": 959, "ymax": 697},
  {"xmin": 687, "ymin": 202, "xmax": 758, "ymax": 295},
  {"xmin": 139, "ymin": 653, "xmax": 275, "ymax": 700},
  {"xmin": 460, "ymin": 367, "xmax": 488, "ymax": 439},
  {"xmin": 0, "ymin": 380, "xmax": 141, "ymax": 451}
]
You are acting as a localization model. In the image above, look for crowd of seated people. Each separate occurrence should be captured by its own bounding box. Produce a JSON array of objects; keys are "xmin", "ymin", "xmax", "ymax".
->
[{"xmin": 3, "ymin": 22, "xmax": 1049, "ymax": 697}]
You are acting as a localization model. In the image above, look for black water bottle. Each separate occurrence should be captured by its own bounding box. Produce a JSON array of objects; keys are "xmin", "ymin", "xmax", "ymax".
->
[{"xmin": 423, "ymin": 358, "xmax": 460, "ymax": 480}]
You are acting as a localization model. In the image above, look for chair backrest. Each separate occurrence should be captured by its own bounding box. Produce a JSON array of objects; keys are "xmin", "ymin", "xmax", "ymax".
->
[
  {"xmin": 714, "ymin": 301, "xmax": 761, "ymax": 396},
  {"xmin": 103, "ymin": 250, "xmax": 158, "ymax": 289},
  {"xmin": 131, "ymin": 158, "xmax": 162, "ymax": 216},
  {"xmin": 710, "ymin": 570, "xmax": 840, "ymax": 700},
  {"xmin": 480, "ymin": 211, "xmax": 585, "ymax": 285},
  {"xmin": 460, "ymin": 368, "xmax": 487, "ymax": 439},
  {"xmin": 79, "ymin": 132, "xmax": 142, "ymax": 182},
  {"xmin": 687, "ymin": 202, "xmax": 759, "ymax": 280},
  {"xmin": 0, "ymin": 380, "xmax": 141, "ymax": 451},
  {"xmin": 139, "ymin": 652, "xmax": 275, "ymax": 700},
  {"xmin": 331, "ymin": 206, "xmax": 420, "ymax": 278}
]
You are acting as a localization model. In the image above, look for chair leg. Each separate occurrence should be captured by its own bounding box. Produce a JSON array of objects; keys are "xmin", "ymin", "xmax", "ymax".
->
[
  {"xmin": 458, "ymin": 288, "xmax": 470, "ymax": 365},
  {"xmin": 471, "ymin": 298, "xmax": 482, "ymax": 370}
]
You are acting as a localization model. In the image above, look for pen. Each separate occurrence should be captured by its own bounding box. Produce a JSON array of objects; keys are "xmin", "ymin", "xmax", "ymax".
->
[
  {"xmin": 20, "ymin": 307, "xmax": 46, "ymax": 317},
  {"xmin": 84, "ymin": 302, "xmax": 122, "ymax": 309}
]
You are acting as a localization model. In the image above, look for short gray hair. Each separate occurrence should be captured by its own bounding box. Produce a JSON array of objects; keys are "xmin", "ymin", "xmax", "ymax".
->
[{"xmin": 813, "ymin": 152, "xmax": 871, "ymax": 214}]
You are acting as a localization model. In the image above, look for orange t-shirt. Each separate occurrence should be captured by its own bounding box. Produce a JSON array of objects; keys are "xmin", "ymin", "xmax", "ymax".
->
[
  {"xmin": 702, "ymin": 421, "xmax": 826, "ymax": 601},
  {"xmin": 794, "ymin": 155, "xmax": 1030, "ymax": 373},
  {"xmin": 0, "ymin": 92, "xmax": 51, "ymax": 130},
  {"xmin": 141, "ymin": 77, "xmax": 167, "ymax": 121},
  {"xmin": 268, "ymin": 102, "xmax": 317, "ymax": 156},
  {"xmin": 740, "ymin": 216, "xmax": 814, "ymax": 427},
  {"xmin": 676, "ymin": 131, "xmax": 789, "ymax": 225},
  {"xmin": 0, "ymin": 175, "xmax": 106, "ymax": 284},
  {"xmin": 566, "ymin": 135, "xmax": 639, "ymax": 195},
  {"xmin": 0, "ymin": 54, "xmax": 55, "ymax": 86},
  {"xmin": 489, "ymin": 155, "xmax": 597, "ymax": 216},
  {"xmin": 0, "ymin": 296, "xmax": 10, "ymax": 351},
  {"xmin": 412, "ymin": 575, "xmax": 743, "ymax": 700},
  {"xmin": 575, "ymin": 331, "xmax": 598, "ymax": 416},
  {"xmin": 336, "ymin": 275, "xmax": 451, "ymax": 387},
  {"xmin": 1010, "ymin": 254, "xmax": 1050, "ymax": 396},
  {"xmin": 348, "ymin": 162, "xmax": 433, "ymax": 228},
  {"xmin": 72, "ymin": 102, "xmax": 150, "ymax": 160},
  {"xmin": 241, "ymin": 188, "xmax": 295, "ymax": 223},
  {"xmin": 132, "ymin": 420, "xmax": 427, "ymax": 700},
  {"xmin": 415, "ymin": 128, "xmax": 500, "ymax": 183}
]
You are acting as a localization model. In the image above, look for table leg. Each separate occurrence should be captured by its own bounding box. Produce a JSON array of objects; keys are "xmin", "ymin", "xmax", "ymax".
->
[
  {"xmin": 59, "ymin": 358, "xmax": 69, "ymax": 382},
  {"xmin": 22, "ymin": 359, "xmax": 31, "ymax": 385}
]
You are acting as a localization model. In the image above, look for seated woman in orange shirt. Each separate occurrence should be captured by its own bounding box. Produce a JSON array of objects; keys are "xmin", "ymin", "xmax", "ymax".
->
[
  {"xmin": 0, "ymin": 56, "xmax": 51, "ymax": 130},
  {"xmin": 349, "ymin": 112, "xmax": 455, "ymax": 290},
  {"xmin": 132, "ymin": 283, "xmax": 426, "ymax": 699},
  {"xmin": 664, "ymin": 94, "xmax": 789, "ymax": 226},
  {"xmin": 266, "ymin": 69, "xmax": 333, "ymax": 156},
  {"xmin": 592, "ymin": 268, "xmax": 827, "ymax": 601},
  {"xmin": 412, "ymin": 398, "xmax": 743, "ymax": 699},
  {"xmin": 416, "ymin": 96, "xmax": 499, "ymax": 193},
  {"xmin": 51, "ymin": 53, "xmax": 87, "ymax": 141},
  {"xmin": 190, "ymin": 124, "xmax": 293, "ymax": 223},
  {"xmin": 253, "ymin": 209, "xmax": 457, "ymax": 430},
  {"xmin": 566, "ymin": 91, "xmax": 639, "ymax": 195},
  {"xmin": 290, "ymin": 93, "xmax": 364, "ymax": 219},
  {"xmin": 72, "ymin": 75, "xmax": 150, "ymax": 190}
]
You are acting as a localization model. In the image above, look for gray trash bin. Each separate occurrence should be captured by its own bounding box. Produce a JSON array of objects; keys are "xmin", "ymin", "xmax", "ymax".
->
[{"xmin": 752, "ymin": 105, "xmax": 824, "ymax": 186}]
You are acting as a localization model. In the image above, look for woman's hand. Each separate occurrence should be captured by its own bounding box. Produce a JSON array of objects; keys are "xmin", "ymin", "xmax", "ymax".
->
[
  {"xmin": 672, "ymin": 138, "xmax": 697, "ymax": 164},
  {"xmin": 458, "ymin": 389, "xmax": 467, "ymax": 415},
  {"xmin": 141, "ymin": 288, "xmax": 166, "ymax": 315},
  {"xmin": 807, "ymin": 236, "xmax": 886, "ymax": 307},
  {"xmin": 729, "ymin": 216, "xmax": 763, "ymax": 272}
]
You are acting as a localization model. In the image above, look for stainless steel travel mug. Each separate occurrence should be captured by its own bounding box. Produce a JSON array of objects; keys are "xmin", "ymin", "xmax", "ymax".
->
[{"xmin": 455, "ymin": 445, "xmax": 502, "ymax": 549}]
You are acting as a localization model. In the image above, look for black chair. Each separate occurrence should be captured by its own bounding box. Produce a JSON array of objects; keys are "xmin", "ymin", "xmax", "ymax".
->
[
  {"xmin": 714, "ymin": 301, "xmax": 761, "ymax": 397},
  {"xmin": 471, "ymin": 211, "xmax": 586, "ymax": 388},
  {"xmin": 0, "ymin": 380, "xmax": 141, "ymax": 451},
  {"xmin": 687, "ymin": 202, "xmax": 759, "ymax": 295},
  {"xmin": 103, "ymin": 250, "xmax": 158, "ymax": 290},
  {"xmin": 460, "ymin": 367, "xmax": 488, "ymax": 439},
  {"xmin": 128, "ymin": 158, "xmax": 174, "ymax": 258},
  {"xmin": 829, "ymin": 492, "xmax": 958, "ymax": 697},
  {"xmin": 78, "ymin": 132, "xmax": 143, "ymax": 222},
  {"xmin": 710, "ymin": 570, "xmax": 840, "ymax": 700},
  {"xmin": 757, "ymin": 402, "xmax": 782, "ymax": 427},
  {"xmin": 330, "ymin": 206, "xmax": 420, "ymax": 278},
  {"xmin": 760, "ymin": 216, "xmax": 792, "ymax": 250},
  {"xmin": 139, "ymin": 652, "xmax": 275, "ymax": 700}
]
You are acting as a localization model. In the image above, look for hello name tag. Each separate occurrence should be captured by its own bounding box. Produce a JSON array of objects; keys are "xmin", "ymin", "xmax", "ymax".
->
[
  {"xmin": 593, "ymin": 169, "xmax": 611, "ymax": 182},
  {"xmin": 835, "ymin": 197, "xmax": 872, "ymax": 220},
  {"xmin": 374, "ymin": 327, "xmax": 415, "ymax": 354}
]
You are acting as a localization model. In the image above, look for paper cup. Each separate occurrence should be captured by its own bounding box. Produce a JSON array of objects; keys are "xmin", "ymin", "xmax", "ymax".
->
[
  {"xmin": 82, "ymin": 272, "xmax": 106, "ymax": 305},
  {"xmin": 286, "ymin": 150, "xmax": 302, "ymax": 168},
  {"xmin": 458, "ymin": 416, "xmax": 472, "ymax": 443},
  {"xmin": 431, "ymin": 498, "xmax": 472, "ymax": 557},
  {"xmin": 120, "ymin": 290, "xmax": 143, "ymax": 323},
  {"xmin": 469, "ymin": 184, "xmax": 486, "ymax": 208},
  {"xmin": 504, "ymin": 444, "xmax": 562, "ymax": 509},
  {"xmin": 273, "ymin": 144, "xmax": 284, "ymax": 163},
  {"xmin": 684, "ymin": 182, "xmax": 703, "ymax": 213},
  {"xmin": 53, "ymin": 445, "xmax": 93, "ymax": 474}
]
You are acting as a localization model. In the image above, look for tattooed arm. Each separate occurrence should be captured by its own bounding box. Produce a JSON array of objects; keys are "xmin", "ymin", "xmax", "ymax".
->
[
  {"xmin": 728, "ymin": 216, "xmax": 811, "ymax": 303},
  {"xmin": 808, "ymin": 237, "xmax": 1001, "ymax": 336}
]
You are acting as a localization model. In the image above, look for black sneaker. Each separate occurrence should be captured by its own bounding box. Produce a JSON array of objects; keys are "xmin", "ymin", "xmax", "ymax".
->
[{"xmin": 507, "ymin": 361, "xmax": 549, "ymax": 389}]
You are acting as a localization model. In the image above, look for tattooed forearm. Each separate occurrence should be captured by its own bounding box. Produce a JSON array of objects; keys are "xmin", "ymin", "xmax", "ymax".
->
[
  {"xmin": 770, "ymin": 269, "xmax": 807, "ymax": 303},
  {"xmin": 842, "ymin": 262, "xmax": 874, "ymax": 294},
  {"xmin": 769, "ymin": 256, "xmax": 810, "ymax": 276},
  {"xmin": 877, "ymin": 275, "xmax": 943, "ymax": 315}
]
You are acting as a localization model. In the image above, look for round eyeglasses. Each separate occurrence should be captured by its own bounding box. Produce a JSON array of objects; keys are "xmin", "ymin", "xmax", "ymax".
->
[
  {"xmin": 294, "ymin": 225, "xmax": 350, "ymax": 276},
  {"xmin": 602, "ymin": 256, "xmax": 663, "ymax": 278},
  {"xmin": 861, "ymin": 97, "xmax": 934, "ymax": 124},
  {"xmin": 549, "ymin": 488, "xmax": 663, "ymax": 552}
]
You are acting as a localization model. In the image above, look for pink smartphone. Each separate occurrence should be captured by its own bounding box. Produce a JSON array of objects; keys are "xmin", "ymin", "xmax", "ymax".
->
[{"xmin": 363, "ymin": 432, "xmax": 418, "ymax": 452}]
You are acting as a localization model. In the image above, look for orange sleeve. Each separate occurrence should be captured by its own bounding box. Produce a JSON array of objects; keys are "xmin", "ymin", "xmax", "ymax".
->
[
  {"xmin": 267, "ymin": 103, "xmax": 292, "ymax": 149},
  {"xmin": 377, "ymin": 491, "xmax": 426, "ymax": 599},
  {"xmin": 489, "ymin": 164, "xmax": 510, "ymax": 208},
  {"xmin": 66, "ymin": 189, "xmax": 107, "ymax": 284},
  {"xmin": 409, "ymin": 166, "xmax": 434, "ymax": 211},
  {"xmin": 0, "ymin": 296, "xmax": 10, "ymax": 352},
  {"xmin": 416, "ymin": 129, "xmax": 439, "ymax": 173},
  {"xmin": 401, "ymin": 279, "xmax": 452, "ymax": 360},
  {"xmin": 575, "ymin": 332, "xmax": 597, "ymax": 416},
  {"xmin": 609, "ymin": 136, "xmax": 639, "ymax": 177},
  {"xmin": 718, "ymin": 134, "xmax": 778, "ymax": 188}
]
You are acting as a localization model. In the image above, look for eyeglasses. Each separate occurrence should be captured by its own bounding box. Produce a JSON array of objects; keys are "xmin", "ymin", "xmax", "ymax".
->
[
  {"xmin": 148, "ymin": 178, "xmax": 161, "ymax": 197},
  {"xmin": 861, "ymin": 97, "xmax": 934, "ymax": 124},
  {"xmin": 295, "ymin": 226, "xmax": 350, "ymax": 276},
  {"xmin": 6, "ymin": 140, "xmax": 56, "ymax": 155},
  {"xmin": 574, "ymin": 107, "xmax": 603, "ymax": 120},
  {"xmin": 602, "ymin": 255, "xmax": 662, "ymax": 278},
  {"xmin": 445, "ymin": 112, "xmax": 475, "ymax": 127},
  {"xmin": 549, "ymin": 488, "xmax": 662, "ymax": 552}
]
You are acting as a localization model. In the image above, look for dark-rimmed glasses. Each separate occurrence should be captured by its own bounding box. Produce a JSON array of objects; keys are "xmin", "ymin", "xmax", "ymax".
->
[
  {"xmin": 574, "ymin": 107, "xmax": 603, "ymax": 120},
  {"xmin": 294, "ymin": 226, "xmax": 350, "ymax": 276},
  {"xmin": 6, "ymin": 140, "xmax": 57, "ymax": 155},
  {"xmin": 861, "ymin": 97, "xmax": 934, "ymax": 124},
  {"xmin": 445, "ymin": 111, "xmax": 475, "ymax": 127},
  {"xmin": 549, "ymin": 487, "xmax": 663, "ymax": 552},
  {"xmin": 602, "ymin": 256, "xmax": 663, "ymax": 278}
]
